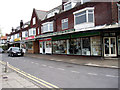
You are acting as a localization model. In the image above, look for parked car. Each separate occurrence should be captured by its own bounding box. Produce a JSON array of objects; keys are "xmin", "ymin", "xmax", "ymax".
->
[
  {"xmin": 0, "ymin": 48, "xmax": 4, "ymax": 53},
  {"xmin": 8, "ymin": 47, "xmax": 24, "ymax": 57}
]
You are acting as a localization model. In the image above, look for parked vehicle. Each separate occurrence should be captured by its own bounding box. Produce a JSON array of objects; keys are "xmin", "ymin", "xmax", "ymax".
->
[
  {"xmin": 0, "ymin": 48, "xmax": 4, "ymax": 53},
  {"xmin": 8, "ymin": 47, "xmax": 24, "ymax": 57}
]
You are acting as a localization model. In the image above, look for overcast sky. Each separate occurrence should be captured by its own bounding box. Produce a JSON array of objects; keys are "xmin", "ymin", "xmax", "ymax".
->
[{"xmin": 0, "ymin": 0, "xmax": 62, "ymax": 35}]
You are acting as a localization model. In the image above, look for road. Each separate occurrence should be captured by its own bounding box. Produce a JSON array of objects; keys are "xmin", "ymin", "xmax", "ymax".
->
[{"xmin": 1, "ymin": 53, "xmax": 119, "ymax": 88}]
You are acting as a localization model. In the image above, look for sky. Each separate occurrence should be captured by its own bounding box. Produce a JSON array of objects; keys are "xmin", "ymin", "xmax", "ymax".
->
[{"xmin": 0, "ymin": 0, "xmax": 62, "ymax": 35}]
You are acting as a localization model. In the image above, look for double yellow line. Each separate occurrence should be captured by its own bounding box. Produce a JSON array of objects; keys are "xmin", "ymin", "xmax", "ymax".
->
[{"xmin": 0, "ymin": 60, "xmax": 59, "ymax": 88}]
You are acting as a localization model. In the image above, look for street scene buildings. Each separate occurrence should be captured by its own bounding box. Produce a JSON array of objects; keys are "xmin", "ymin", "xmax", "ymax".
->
[
  {"xmin": 5, "ymin": 1, "xmax": 120, "ymax": 58},
  {"xmin": 0, "ymin": 0, "xmax": 119, "ymax": 88}
]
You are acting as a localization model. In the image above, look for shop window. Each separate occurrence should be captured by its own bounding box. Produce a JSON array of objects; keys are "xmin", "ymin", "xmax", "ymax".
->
[
  {"xmin": 27, "ymin": 41, "xmax": 33, "ymax": 50},
  {"xmin": 69, "ymin": 38, "xmax": 81, "ymax": 55},
  {"xmin": 82, "ymin": 37, "xmax": 90, "ymax": 55},
  {"xmin": 91, "ymin": 36, "xmax": 101, "ymax": 56},
  {"xmin": 46, "ymin": 41, "xmax": 52, "ymax": 48},
  {"xmin": 118, "ymin": 35, "xmax": 120, "ymax": 55},
  {"xmin": 39, "ymin": 42, "xmax": 42, "ymax": 48},
  {"xmin": 62, "ymin": 18, "xmax": 68, "ymax": 30},
  {"xmin": 53, "ymin": 40, "xmax": 67, "ymax": 54}
]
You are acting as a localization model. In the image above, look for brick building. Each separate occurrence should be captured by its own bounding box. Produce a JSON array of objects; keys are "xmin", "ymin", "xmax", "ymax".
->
[{"xmin": 8, "ymin": 1, "xmax": 120, "ymax": 58}]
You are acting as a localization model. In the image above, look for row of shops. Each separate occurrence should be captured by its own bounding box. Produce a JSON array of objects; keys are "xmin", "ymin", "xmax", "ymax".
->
[{"xmin": 9, "ymin": 27, "xmax": 120, "ymax": 58}]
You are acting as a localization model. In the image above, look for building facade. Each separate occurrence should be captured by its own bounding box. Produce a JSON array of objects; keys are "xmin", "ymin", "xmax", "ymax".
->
[{"xmin": 7, "ymin": 1, "xmax": 120, "ymax": 58}]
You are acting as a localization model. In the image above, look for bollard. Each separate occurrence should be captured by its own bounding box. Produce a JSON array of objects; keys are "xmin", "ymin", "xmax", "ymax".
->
[{"xmin": 5, "ymin": 62, "xmax": 9, "ymax": 73}]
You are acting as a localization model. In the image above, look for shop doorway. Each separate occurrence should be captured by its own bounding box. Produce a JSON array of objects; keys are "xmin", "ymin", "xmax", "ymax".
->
[
  {"xmin": 104, "ymin": 37, "xmax": 117, "ymax": 57},
  {"xmin": 43, "ymin": 42, "xmax": 45, "ymax": 54}
]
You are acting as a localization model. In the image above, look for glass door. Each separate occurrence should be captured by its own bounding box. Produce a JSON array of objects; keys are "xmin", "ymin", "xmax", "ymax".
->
[{"xmin": 104, "ymin": 37, "xmax": 117, "ymax": 57}]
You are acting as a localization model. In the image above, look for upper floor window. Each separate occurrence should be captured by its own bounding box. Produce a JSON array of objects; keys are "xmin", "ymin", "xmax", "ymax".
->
[
  {"xmin": 47, "ymin": 10, "xmax": 59, "ymax": 18},
  {"xmin": 41, "ymin": 22, "xmax": 53, "ymax": 33},
  {"xmin": 74, "ymin": 7, "xmax": 94, "ymax": 25},
  {"xmin": 118, "ymin": 6, "xmax": 120, "ymax": 24},
  {"xmin": 64, "ymin": 2, "xmax": 72, "ymax": 11},
  {"xmin": 33, "ymin": 17, "xmax": 36, "ymax": 25},
  {"xmin": 17, "ymin": 34, "xmax": 19, "ymax": 38},
  {"xmin": 29, "ymin": 28, "xmax": 36, "ymax": 36},
  {"xmin": 22, "ymin": 31, "xmax": 28, "ymax": 38},
  {"xmin": 62, "ymin": 18, "xmax": 68, "ymax": 30}
]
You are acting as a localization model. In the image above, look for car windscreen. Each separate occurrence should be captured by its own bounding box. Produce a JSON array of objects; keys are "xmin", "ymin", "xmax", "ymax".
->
[{"xmin": 12, "ymin": 47, "xmax": 20, "ymax": 51}]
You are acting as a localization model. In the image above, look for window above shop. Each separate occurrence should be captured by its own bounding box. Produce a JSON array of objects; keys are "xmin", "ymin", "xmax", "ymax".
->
[
  {"xmin": 118, "ymin": 6, "xmax": 120, "ymax": 24},
  {"xmin": 22, "ymin": 31, "xmax": 28, "ymax": 38},
  {"xmin": 47, "ymin": 9, "xmax": 59, "ymax": 18},
  {"xmin": 33, "ymin": 17, "xmax": 36, "ymax": 25},
  {"xmin": 62, "ymin": 18, "xmax": 68, "ymax": 30},
  {"xmin": 29, "ymin": 28, "xmax": 36, "ymax": 36},
  {"xmin": 73, "ymin": 7, "xmax": 95, "ymax": 31},
  {"xmin": 38, "ymin": 28, "xmax": 40, "ymax": 35},
  {"xmin": 64, "ymin": 2, "xmax": 77, "ymax": 11},
  {"xmin": 41, "ymin": 22, "xmax": 53, "ymax": 33}
]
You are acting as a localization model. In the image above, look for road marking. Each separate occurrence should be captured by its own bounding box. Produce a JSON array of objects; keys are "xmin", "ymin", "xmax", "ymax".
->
[
  {"xmin": 106, "ymin": 75, "xmax": 119, "ymax": 78},
  {"xmin": 48, "ymin": 66, "xmax": 54, "ymax": 68},
  {"xmin": 56, "ymin": 60, "xmax": 62, "ymax": 61},
  {"xmin": 71, "ymin": 71, "xmax": 80, "ymax": 73},
  {"xmin": 88, "ymin": 73, "xmax": 97, "ymax": 76},
  {"xmin": 42, "ymin": 64, "xmax": 47, "ymax": 67},
  {"xmin": 57, "ymin": 68, "xmax": 64, "ymax": 71},
  {"xmin": 0, "ymin": 60, "xmax": 59, "ymax": 88}
]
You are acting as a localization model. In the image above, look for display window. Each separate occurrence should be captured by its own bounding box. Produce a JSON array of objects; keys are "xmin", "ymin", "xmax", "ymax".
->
[
  {"xmin": 46, "ymin": 41, "xmax": 52, "ymax": 48},
  {"xmin": 53, "ymin": 40, "xmax": 67, "ymax": 54},
  {"xmin": 26, "ymin": 41, "xmax": 33, "ymax": 50},
  {"xmin": 39, "ymin": 42, "xmax": 42, "ymax": 48},
  {"xmin": 81, "ymin": 37, "xmax": 90, "ymax": 55},
  {"xmin": 91, "ymin": 36, "xmax": 101, "ymax": 56},
  {"xmin": 69, "ymin": 38, "xmax": 81, "ymax": 55},
  {"xmin": 118, "ymin": 35, "xmax": 120, "ymax": 55}
]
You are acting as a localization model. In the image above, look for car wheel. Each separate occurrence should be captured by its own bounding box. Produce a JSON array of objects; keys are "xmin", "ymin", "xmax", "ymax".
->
[{"xmin": 11, "ymin": 53, "xmax": 14, "ymax": 57}]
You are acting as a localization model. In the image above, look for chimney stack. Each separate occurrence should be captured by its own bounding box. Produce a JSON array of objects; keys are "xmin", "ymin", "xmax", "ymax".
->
[{"xmin": 20, "ymin": 20, "xmax": 23, "ymax": 29}]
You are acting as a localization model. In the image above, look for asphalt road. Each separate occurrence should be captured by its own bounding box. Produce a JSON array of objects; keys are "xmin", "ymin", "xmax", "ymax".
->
[{"xmin": 1, "ymin": 53, "xmax": 119, "ymax": 88}]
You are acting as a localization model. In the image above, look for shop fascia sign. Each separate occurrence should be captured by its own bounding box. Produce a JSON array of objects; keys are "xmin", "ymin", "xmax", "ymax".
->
[
  {"xmin": 25, "ymin": 36, "xmax": 35, "ymax": 40},
  {"xmin": 35, "ymin": 29, "xmax": 75, "ymax": 38},
  {"xmin": 39, "ymin": 38, "xmax": 51, "ymax": 42},
  {"xmin": 14, "ymin": 37, "xmax": 21, "ymax": 42}
]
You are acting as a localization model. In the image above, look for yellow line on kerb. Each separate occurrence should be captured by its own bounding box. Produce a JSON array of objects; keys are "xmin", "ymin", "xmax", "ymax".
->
[{"xmin": 0, "ymin": 60, "xmax": 59, "ymax": 88}]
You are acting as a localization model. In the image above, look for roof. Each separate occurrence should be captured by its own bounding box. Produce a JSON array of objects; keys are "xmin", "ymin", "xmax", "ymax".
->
[
  {"xmin": 35, "ymin": 9, "xmax": 48, "ymax": 20},
  {"xmin": 0, "ymin": 36, "xmax": 7, "ymax": 40}
]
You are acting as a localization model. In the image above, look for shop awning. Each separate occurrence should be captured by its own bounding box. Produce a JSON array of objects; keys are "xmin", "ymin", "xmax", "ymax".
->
[{"xmin": 52, "ymin": 35, "xmax": 70, "ymax": 41}]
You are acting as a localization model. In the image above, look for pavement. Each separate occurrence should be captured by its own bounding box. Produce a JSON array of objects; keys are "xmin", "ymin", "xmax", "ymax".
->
[
  {"xmin": 0, "ymin": 62, "xmax": 39, "ymax": 88},
  {"xmin": 25, "ymin": 53, "xmax": 120, "ymax": 69}
]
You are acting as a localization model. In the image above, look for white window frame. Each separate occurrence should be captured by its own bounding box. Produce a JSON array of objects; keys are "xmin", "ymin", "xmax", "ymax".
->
[
  {"xmin": 33, "ymin": 17, "xmax": 36, "ymax": 25},
  {"xmin": 22, "ymin": 31, "xmax": 28, "ymax": 38},
  {"xmin": 118, "ymin": 6, "xmax": 120, "ymax": 24},
  {"xmin": 64, "ymin": 2, "xmax": 72, "ymax": 11},
  {"xmin": 41, "ymin": 22, "xmax": 53, "ymax": 33},
  {"xmin": 62, "ymin": 18, "xmax": 68, "ymax": 30},
  {"xmin": 29, "ymin": 28, "xmax": 36, "ymax": 36},
  {"xmin": 73, "ymin": 7, "xmax": 94, "ymax": 26}
]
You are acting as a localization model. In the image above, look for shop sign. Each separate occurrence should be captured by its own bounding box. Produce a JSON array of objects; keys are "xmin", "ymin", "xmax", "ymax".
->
[
  {"xmin": 35, "ymin": 29, "xmax": 75, "ymax": 39},
  {"xmin": 52, "ymin": 35, "xmax": 70, "ymax": 41},
  {"xmin": 14, "ymin": 38, "xmax": 21, "ymax": 42},
  {"xmin": 71, "ymin": 32, "xmax": 100, "ymax": 38},
  {"xmin": 39, "ymin": 38, "xmax": 51, "ymax": 42},
  {"xmin": 25, "ymin": 36, "xmax": 35, "ymax": 40}
]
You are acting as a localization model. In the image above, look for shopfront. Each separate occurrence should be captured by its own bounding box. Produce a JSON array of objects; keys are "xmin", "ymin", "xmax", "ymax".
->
[
  {"xmin": 103, "ymin": 32, "xmax": 118, "ymax": 57},
  {"xmin": 39, "ymin": 38, "xmax": 52, "ymax": 54},
  {"xmin": 25, "ymin": 36, "xmax": 35, "ymax": 53}
]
